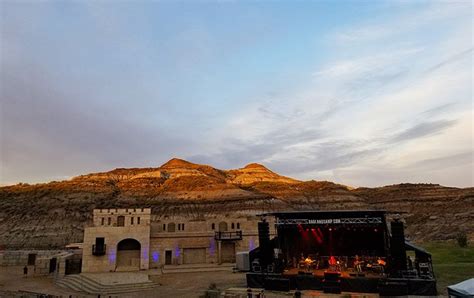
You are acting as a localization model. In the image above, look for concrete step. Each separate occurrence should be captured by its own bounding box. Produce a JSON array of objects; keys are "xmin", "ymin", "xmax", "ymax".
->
[
  {"xmin": 56, "ymin": 274, "xmax": 159, "ymax": 294},
  {"xmin": 162, "ymin": 266, "xmax": 234, "ymax": 273},
  {"xmin": 65, "ymin": 275, "xmax": 156, "ymax": 290},
  {"xmin": 57, "ymin": 279, "xmax": 158, "ymax": 294},
  {"xmin": 58, "ymin": 277, "xmax": 158, "ymax": 291},
  {"xmin": 162, "ymin": 263, "xmax": 235, "ymax": 274},
  {"xmin": 164, "ymin": 263, "xmax": 235, "ymax": 269}
]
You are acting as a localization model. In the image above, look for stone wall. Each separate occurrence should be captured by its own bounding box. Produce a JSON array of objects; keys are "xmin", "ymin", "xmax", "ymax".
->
[
  {"xmin": 82, "ymin": 208, "xmax": 151, "ymax": 273},
  {"xmin": 0, "ymin": 250, "xmax": 75, "ymax": 277},
  {"xmin": 0, "ymin": 250, "xmax": 61, "ymax": 266},
  {"xmin": 93, "ymin": 208, "xmax": 151, "ymax": 227},
  {"xmin": 82, "ymin": 225, "xmax": 151, "ymax": 272},
  {"xmin": 148, "ymin": 215, "xmax": 276, "ymax": 267},
  {"xmin": 82, "ymin": 209, "xmax": 276, "ymax": 272}
]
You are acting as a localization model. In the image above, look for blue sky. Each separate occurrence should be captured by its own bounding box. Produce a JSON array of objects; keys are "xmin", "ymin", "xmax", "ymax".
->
[{"xmin": 1, "ymin": 0, "xmax": 472, "ymax": 187}]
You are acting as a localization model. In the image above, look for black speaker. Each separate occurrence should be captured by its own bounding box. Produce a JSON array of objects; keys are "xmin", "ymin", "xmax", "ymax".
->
[
  {"xmin": 264, "ymin": 277, "xmax": 290, "ymax": 291},
  {"xmin": 390, "ymin": 220, "xmax": 407, "ymax": 272},
  {"xmin": 323, "ymin": 272, "xmax": 341, "ymax": 294},
  {"xmin": 258, "ymin": 221, "xmax": 270, "ymax": 244},
  {"xmin": 324, "ymin": 272, "xmax": 341, "ymax": 281},
  {"xmin": 258, "ymin": 220, "xmax": 271, "ymax": 268}
]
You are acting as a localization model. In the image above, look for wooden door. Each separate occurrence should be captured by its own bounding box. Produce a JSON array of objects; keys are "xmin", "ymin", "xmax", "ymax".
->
[{"xmin": 165, "ymin": 250, "xmax": 172, "ymax": 265}]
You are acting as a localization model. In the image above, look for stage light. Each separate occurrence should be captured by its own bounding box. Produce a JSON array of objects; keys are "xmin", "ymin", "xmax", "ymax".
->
[
  {"xmin": 374, "ymin": 228, "xmax": 378, "ymax": 232},
  {"xmin": 329, "ymin": 228, "xmax": 332, "ymax": 231}
]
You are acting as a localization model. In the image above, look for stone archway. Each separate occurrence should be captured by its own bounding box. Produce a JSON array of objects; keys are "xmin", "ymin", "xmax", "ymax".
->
[{"xmin": 116, "ymin": 238, "xmax": 141, "ymax": 271}]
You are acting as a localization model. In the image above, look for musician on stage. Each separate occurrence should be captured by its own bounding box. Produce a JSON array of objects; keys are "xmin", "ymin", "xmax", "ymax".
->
[
  {"xmin": 298, "ymin": 253, "xmax": 305, "ymax": 269},
  {"xmin": 377, "ymin": 257, "xmax": 386, "ymax": 273},
  {"xmin": 304, "ymin": 256, "xmax": 313, "ymax": 271},
  {"xmin": 354, "ymin": 255, "xmax": 363, "ymax": 273}
]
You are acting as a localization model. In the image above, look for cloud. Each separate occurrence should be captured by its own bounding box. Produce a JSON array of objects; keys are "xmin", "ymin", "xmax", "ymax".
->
[
  {"xmin": 423, "ymin": 47, "xmax": 473, "ymax": 74},
  {"xmin": 408, "ymin": 151, "xmax": 473, "ymax": 171},
  {"xmin": 197, "ymin": 2, "xmax": 472, "ymax": 187},
  {"xmin": 0, "ymin": 59, "xmax": 189, "ymax": 183},
  {"xmin": 0, "ymin": 5, "xmax": 193, "ymax": 184},
  {"xmin": 331, "ymin": 1, "xmax": 472, "ymax": 45},
  {"xmin": 333, "ymin": 26, "xmax": 391, "ymax": 45},
  {"xmin": 420, "ymin": 103, "xmax": 460, "ymax": 118},
  {"xmin": 1, "ymin": 1, "xmax": 472, "ymax": 188},
  {"xmin": 390, "ymin": 120, "xmax": 458, "ymax": 143}
]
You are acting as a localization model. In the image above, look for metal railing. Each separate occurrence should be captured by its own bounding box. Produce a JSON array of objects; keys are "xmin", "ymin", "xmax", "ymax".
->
[{"xmin": 92, "ymin": 244, "xmax": 106, "ymax": 256}]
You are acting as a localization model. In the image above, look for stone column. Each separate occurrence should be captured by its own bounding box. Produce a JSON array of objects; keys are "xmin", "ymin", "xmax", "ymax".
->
[
  {"xmin": 57, "ymin": 256, "xmax": 66, "ymax": 278},
  {"xmin": 218, "ymin": 241, "xmax": 222, "ymax": 264}
]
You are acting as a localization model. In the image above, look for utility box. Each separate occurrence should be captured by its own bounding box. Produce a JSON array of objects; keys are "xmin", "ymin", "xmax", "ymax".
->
[{"xmin": 236, "ymin": 251, "xmax": 250, "ymax": 271}]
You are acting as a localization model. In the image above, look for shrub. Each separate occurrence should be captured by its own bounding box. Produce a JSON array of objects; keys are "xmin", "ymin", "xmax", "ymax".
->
[{"xmin": 456, "ymin": 232, "xmax": 468, "ymax": 248}]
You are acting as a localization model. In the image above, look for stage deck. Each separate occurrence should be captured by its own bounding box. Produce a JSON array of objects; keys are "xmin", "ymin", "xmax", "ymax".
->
[
  {"xmin": 283, "ymin": 268, "xmax": 384, "ymax": 279},
  {"xmin": 247, "ymin": 271, "xmax": 437, "ymax": 295}
]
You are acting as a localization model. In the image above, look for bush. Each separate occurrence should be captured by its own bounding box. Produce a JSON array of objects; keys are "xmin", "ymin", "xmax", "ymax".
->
[
  {"xmin": 208, "ymin": 283, "xmax": 217, "ymax": 290},
  {"xmin": 456, "ymin": 232, "xmax": 468, "ymax": 248}
]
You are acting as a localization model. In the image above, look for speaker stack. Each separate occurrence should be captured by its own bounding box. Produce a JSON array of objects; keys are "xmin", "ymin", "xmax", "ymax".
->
[
  {"xmin": 390, "ymin": 220, "xmax": 407, "ymax": 273},
  {"xmin": 258, "ymin": 220, "xmax": 271, "ymax": 269}
]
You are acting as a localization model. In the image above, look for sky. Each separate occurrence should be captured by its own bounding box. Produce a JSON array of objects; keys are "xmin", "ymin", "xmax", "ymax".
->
[{"xmin": 0, "ymin": 0, "xmax": 472, "ymax": 187}]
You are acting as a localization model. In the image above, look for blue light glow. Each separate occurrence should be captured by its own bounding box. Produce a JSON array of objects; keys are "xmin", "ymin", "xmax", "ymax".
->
[
  {"xmin": 174, "ymin": 246, "xmax": 180, "ymax": 257},
  {"xmin": 249, "ymin": 238, "xmax": 255, "ymax": 251},
  {"xmin": 209, "ymin": 238, "xmax": 216, "ymax": 256},
  {"xmin": 152, "ymin": 251, "xmax": 160, "ymax": 262},
  {"xmin": 108, "ymin": 249, "xmax": 116, "ymax": 264}
]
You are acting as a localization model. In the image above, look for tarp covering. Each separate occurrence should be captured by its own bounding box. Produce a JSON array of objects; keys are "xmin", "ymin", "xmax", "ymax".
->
[
  {"xmin": 405, "ymin": 241, "xmax": 431, "ymax": 257},
  {"xmin": 447, "ymin": 278, "xmax": 474, "ymax": 297}
]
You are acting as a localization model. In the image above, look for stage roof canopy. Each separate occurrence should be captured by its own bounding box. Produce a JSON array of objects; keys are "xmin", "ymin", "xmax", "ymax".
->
[
  {"xmin": 447, "ymin": 278, "xmax": 474, "ymax": 297},
  {"xmin": 261, "ymin": 210, "xmax": 389, "ymax": 226},
  {"xmin": 260, "ymin": 210, "xmax": 387, "ymax": 218},
  {"xmin": 405, "ymin": 241, "xmax": 432, "ymax": 257}
]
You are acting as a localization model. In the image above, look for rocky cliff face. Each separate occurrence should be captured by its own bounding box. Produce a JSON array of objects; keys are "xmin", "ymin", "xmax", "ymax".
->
[
  {"xmin": 0, "ymin": 158, "xmax": 472, "ymax": 249},
  {"xmin": 353, "ymin": 184, "xmax": 474, "ymax": 242}
]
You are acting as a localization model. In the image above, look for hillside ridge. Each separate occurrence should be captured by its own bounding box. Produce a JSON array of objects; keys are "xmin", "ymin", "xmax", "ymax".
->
[{"xmin": 0, "ymin": 158, "xmax": 472, "ymax": 248}]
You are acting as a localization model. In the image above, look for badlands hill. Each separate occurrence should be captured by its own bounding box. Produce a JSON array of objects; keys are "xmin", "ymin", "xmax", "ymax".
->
[{"xmin": 0, "ymin": 158, "xmax": 473, "ymax": 249}]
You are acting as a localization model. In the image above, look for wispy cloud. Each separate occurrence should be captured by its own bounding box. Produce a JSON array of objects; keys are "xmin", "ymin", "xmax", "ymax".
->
[
  {"xmin": 197, "ymin": 1, "xmax": 472, "ymax": 187},
  {"xmin": 333, "ymin": 26, "xmax": 391, "ymax": 44},
  {"xmin": 390, "ymin": 120, "xmax": 458, "ymax": 143}
]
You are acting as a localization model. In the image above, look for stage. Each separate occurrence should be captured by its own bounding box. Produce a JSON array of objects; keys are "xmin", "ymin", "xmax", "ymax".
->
[
  {"xmin": 282, "ymin": 268, "xmax": 383, "ymax": 279},
  {"xmin": 247, "ymin": 211, "xmax": 438, "ymax": 296},
  {"xmin": 247, "ymin": 271, "xmax": 437, "ymax": 295}
]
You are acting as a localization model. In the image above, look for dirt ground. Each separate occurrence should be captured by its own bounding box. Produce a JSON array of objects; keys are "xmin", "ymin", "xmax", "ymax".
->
[
  {"xmin": 0, "ymin": 267, "xmax": 380, "ymax": 298},
  {"xmin": 150, "ymin": 271, "xmax": 247, "ymax": 297},
  {"xmin": 0, "ymin": 266, "xmax": 75, "ymax": 296},
  {"xmin": 0, "ymin": 266, "xmax": 248, "ymax": 297}
]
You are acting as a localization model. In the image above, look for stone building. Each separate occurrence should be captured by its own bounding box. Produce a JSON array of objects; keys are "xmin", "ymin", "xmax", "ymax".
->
[
  {"xmin": 82, "ymin": 208, "xmax": 274, "ymax": 273},
  {"xmin": 0, "ymin": 249, "xmax": 77, "ymax": 276}
]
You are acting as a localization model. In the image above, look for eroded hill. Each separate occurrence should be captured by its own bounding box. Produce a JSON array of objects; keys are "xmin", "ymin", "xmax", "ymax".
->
[{"xmin": 0, "ymin": 158, "xmax": 472, "ymax": 248}]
